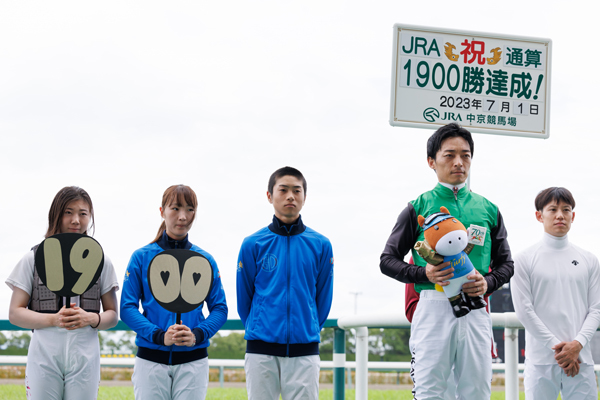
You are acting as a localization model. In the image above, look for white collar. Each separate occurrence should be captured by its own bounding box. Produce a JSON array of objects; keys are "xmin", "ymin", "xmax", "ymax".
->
[
  {"xmin": 439, "ymin": 182, "xmax": 466, "ymax": 191},
  {"xmin": 542, "ymin": 231, "xmax": 569, "ymax": 249}
]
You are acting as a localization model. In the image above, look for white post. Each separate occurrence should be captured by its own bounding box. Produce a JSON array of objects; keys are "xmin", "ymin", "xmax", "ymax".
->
[
  {"xmin": 355, "ymin": 326, "xmax": 369, "ymax": 400},
  {"xmin": 504, "ymin": 327, "xmax": 519, "ymax": 400}
]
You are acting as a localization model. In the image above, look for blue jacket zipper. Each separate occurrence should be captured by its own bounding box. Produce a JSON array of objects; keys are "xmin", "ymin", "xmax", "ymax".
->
[
  {"xmin": 286, "ymin": 227, "xmax": 291, "ymax": 357},
  {"xmin": 168, "ymin": 239, "xmax": 182, "ymax": 364}
]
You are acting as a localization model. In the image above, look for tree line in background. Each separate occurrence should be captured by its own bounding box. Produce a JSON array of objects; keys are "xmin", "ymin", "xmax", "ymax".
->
[
  {"xmin": 0, "ymin": 332, "xmax": 31, "ymax": 355},
  {"xmin": 0, "ymin": 328, "xmax": 411, "ymax": 361}
]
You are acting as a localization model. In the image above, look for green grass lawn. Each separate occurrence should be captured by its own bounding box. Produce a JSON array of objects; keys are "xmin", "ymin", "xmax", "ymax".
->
[{"xmin": 0, "ymin": 385, "xmax": 553, "ymax": 399}]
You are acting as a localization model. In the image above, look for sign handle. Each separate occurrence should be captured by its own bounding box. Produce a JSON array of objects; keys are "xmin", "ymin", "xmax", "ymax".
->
[
  {"xmin": 176, "ymin": 312, "xmax": 181, "ymax": 325},
  {"xmin": 65, "ymin": 296, "xmax": 71, "ymax": 309}
]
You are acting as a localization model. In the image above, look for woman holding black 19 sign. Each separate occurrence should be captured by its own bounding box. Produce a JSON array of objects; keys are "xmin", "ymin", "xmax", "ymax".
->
[
  {"xmin": 120, "ymin": 184, "xmax": 228, "ymax": 400},
  {"xmin": 6, "ymin": 186, "xmax": 119, "ymax": 400}
]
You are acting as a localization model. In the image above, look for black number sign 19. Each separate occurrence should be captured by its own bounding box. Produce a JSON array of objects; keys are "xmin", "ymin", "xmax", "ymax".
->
[
  {"xmin": 34, "ymin": 233, "xmax": 104, "ymax": 297},
  {"xmin": 147, "ymin": 249, "xmax": 214, "ymax": 314}
]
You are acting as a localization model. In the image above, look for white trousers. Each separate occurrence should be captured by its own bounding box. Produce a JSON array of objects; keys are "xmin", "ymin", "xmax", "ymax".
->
[
  {"xmin": 25, "ymin": 326, "xmax": 100, "ymax": 400},
  {"xmin": 132, "ymin": 356, "xmax": 209, "ymax": 400},
  {"xmin": 409, "ymin": 290, "xmax": 492, "ymax": 400},
  {"xmin": 443, "ymin": 368, "xmax": 457, "ymax": 400},
  {"xmin": 524, "ymin": 363, "xmax": 598, "ymax": 400},
  {"xmin": 245, "ymin": 353, "xmax": 320, "ymax": 400}
]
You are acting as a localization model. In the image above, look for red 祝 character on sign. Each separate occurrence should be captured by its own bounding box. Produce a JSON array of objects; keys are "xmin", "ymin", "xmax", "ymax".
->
[{"xmin": 460, "ymin": 39, "xmax": 486, "ymax": 65}]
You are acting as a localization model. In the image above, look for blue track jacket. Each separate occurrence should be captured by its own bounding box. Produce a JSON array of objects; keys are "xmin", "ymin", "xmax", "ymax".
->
[
  {"xmin": 121, "ymin": 232, "xmax": 228, "ymax": 365},
  {"xmin": 237, "ymin": 216, "xmax": 334, "ymax": 357}
]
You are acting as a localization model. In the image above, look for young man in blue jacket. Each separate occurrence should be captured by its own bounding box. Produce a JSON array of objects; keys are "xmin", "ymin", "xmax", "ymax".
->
[{"xmin": 237, "ymin": 166, "xmax": 334, "ymax": 400}]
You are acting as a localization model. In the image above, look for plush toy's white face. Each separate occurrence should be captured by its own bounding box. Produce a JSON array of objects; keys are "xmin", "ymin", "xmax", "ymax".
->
[{"xmin": 435, "ymin": 229, "xmax": 468, "ymax": 256}]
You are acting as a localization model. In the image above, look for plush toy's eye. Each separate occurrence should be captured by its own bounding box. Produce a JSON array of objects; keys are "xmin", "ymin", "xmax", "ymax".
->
[
  {"xmin": 449, "ymin": 241, "xmax": 452, "ymax": 244},
  {"xmin": 434, "ymin": 226, "xmax": 439, "ymax": 230}
]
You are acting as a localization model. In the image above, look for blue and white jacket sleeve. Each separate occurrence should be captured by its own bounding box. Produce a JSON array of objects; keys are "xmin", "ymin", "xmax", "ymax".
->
[
  {"xmin": 315, "ymin": 239, "xmax": 334, "ymax": 329},
  {"xmin": 120, "ymin": 251, "xmax": 161, "ymax": 342},
  {"xmin": 193, "ymin": 259, "xmax": 228, "ymax": 342},
  {"xmin": 236, "ymin": 238, "xmax": 257, "ymax": 325}
]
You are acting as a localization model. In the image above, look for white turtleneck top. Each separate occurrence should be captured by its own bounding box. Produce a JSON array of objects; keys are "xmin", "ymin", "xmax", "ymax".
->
[{"xmin": 511, "ymin": 233, "xmax": 600, "ymax": 365}]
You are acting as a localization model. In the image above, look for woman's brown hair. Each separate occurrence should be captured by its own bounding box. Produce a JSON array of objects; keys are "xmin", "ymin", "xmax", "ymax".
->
[
  {"xmin": 151, "ymin": 185, "xmax": 198, "ymax": 243},
  {"xmin": 46, "ymin": 186, "xmax": 95, "ymax": 238}
]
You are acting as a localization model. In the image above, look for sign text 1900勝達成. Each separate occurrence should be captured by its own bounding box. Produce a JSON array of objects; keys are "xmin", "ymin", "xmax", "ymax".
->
[{"xmin": 390, "ymin": 24, "xmax": 552, "ymax": 138}]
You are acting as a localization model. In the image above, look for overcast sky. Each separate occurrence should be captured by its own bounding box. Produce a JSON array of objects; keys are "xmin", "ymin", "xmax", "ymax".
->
[{"xmin": 1, "ymin": 1, "xmax": 598, "ymax": 322}]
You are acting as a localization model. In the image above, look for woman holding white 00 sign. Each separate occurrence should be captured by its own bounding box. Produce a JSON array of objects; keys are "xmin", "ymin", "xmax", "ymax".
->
[
  {"xmin": 6, "ymin": 186, "xmax": 119, "ymax": 400},
  {"xmin": 120, "ymin": 184, "xmax": 228, "ymax": 400}
]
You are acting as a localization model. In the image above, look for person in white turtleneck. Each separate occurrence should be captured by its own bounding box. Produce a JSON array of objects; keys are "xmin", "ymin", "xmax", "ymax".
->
[{"xmin": 511, "ymin": 187, "xmax": 600, "ymax": 400}]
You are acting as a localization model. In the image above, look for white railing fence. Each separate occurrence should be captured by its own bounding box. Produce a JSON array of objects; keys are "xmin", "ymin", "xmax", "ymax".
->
[{"xmin": 3, "ymin": 313, "xmax": 597, "ymax": 400}]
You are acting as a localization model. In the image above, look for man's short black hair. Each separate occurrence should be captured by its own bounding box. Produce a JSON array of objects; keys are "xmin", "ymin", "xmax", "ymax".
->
[
  {"xmin": 426, "ymin": 123, "xmax": 475, "ymax": 160},
  {"xmin": 268, "ymin": 166, "xmax": 307, "ymax": 196},
  {"xmin": 535, "ymin": 187, "xmax": 576, "ymax": 211}
]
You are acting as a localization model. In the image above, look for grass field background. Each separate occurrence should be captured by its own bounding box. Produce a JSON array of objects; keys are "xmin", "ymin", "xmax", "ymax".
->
[{"xmin": 0, "ymin": 385, "xmax": 546, "ymax": 399}]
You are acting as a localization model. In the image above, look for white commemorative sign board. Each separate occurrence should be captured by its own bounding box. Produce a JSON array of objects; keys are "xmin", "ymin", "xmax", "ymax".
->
[{"xmin": 390, "ymin": 24, "xmax": 552, "ymax": 138}]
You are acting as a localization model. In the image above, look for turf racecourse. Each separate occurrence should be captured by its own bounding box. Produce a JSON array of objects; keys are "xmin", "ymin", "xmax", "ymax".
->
[{"xmin": 0, "ymin": 385, "xmax": 552, "ymax": 399}]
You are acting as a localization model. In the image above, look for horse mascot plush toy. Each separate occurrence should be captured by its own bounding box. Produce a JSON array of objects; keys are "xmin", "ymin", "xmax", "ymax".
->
[{"xmin": 414, "ymin": 206, "xmax": 487, "ymax": 318}]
